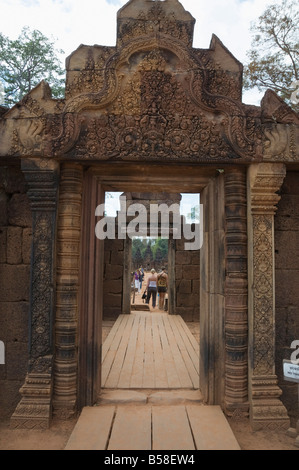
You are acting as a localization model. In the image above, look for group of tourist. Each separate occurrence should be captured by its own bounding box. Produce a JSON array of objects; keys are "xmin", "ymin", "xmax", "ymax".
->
[
  {"xmin": 133, "ymin": 266, "xmax": 144, "ymax": 293},
  {"xmin": 133, "ymin": 266, "xmax": 168, "ymax": 310},
  {"xmin": 145, "ymin": 267, "xmax": 168, "ymax": 310}
]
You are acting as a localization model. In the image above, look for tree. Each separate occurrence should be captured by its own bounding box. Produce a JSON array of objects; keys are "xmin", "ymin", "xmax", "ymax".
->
[
  {"xmin": 0, "ymin": 27, "xmax": 65, "ymax": 106},
  {"xmin": 244, "ymin": 0, "xmax": 299, "ymax": 111}
]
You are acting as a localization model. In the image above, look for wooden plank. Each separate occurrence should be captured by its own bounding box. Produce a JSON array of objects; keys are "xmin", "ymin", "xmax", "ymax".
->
[
  {"xmin": 186, "ymin": 405, "xmax": 241, "ymax": 450},
  {"xmin": 173, "ymin": 316, "xmax": 199, "ymax": 372},
  {"xmin": 162, "ymin": 315, "xmax": 193, "ymax": 388},
  {"xmin": 102, "ymin": 315, "xmax": 126, "ymax": 360},
  {"xmin": 117, "ymin": 314, "xmax": 140, "ymax": 388},
  {"xmin": 143, "ymin": 314, "xmax": 155, "ymax": 388},
  {"xmin": 105, "ymin": 314, "xmax": 135, "ymax": 388},
  {"xmin": 152, "ymin": 405, "xmax": 195, "ymax": 450},
  {"xmin": 108, "ymin": 406, "xmax": 152, "ymax": 450},
  {"xmin": 176, "ymin": 316, "xmax": 200, "ymax": 353},
  {"xmin": 65, "ymin": 406, "xmax": 115, "ymax": 450},
  {"xmin": 152, "ymin": 314, "xmax": 169, "ymax": 388},
  {"xmin": 170, "ymin": 316, "xmax": 199, "ymax": 388},
  {"xmin": 156, "ymin": 314, "xmax": 181, "ymax": 388},
  {"xmin": 102, "ymin": 315, "xmax": 130, "ymax": 386},
  {"xmin": 130, "ymin": 313, "xmax": 146, "ymax": 388}
]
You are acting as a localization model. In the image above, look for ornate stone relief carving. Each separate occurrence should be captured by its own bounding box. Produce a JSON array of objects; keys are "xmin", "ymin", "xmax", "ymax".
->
[
  {"xmin": 117, "ymin": 1, "xmax": 195, "ymax": 48},
  {"xmin": 224, "ymin": 169, "xmax": 248, "ymax": 417},
  {"xmin": 53, "ymin": 163, "xmax": 83, "ymax": 419},
  {"xmin": 52, "ymin": 42, "xmax": 261, "ymax": 162},
  {"xmin": 263, "ymin": 124, "xmax": 299, "ymax": 162},
  {"xmin": 248, "ymin": 163, "xmax": 290, "ymax": 430},
  {"xmin": 10, "ymin": 159, "xmax": 59, "ymax": 429}
]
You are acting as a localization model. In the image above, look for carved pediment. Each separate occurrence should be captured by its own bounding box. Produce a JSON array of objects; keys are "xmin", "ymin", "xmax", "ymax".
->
[{"xmin": 0, "ymin": 0, "xmax": 297, "ymax": 164}]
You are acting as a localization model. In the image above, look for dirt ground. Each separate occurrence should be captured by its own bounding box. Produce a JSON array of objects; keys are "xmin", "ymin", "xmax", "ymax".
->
[
  {"xmin": 1, "ymin": 280, "xmax": 298, "ymax": 451},
  {"xmin": 0, "ymin": 410, "xmax": 298, "ymax": 451}
]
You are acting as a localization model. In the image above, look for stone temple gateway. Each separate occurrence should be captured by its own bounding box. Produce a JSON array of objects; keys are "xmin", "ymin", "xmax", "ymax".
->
[{"xmin": 0, "ymin": 0, "xmax": 299, "ymax": 432}]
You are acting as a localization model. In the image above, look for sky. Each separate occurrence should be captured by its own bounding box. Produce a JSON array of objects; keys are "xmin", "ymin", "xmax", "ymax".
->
[
  {"xmin": 0, "ymin": 0, "xmax": 283, "ymax": 106},
  {"xmin": 0, "ymin": 0, "xmax": 283, "ymax": 216}
]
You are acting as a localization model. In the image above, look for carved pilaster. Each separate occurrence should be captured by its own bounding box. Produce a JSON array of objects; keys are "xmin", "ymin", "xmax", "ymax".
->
[
  {"xmin": 11, "ymin": 158, "xmax": 59, "ymax": 429},
  {"xmin": 224, "ymin": 169, "xmax": 249, "ymax": 417},
  {"xmin": 53, "ymin": 163, "xmax": 83, "ymax": 419},
  {"xmin": 247, "ymin": 163, "xmax": 290, "ymax": 430}
]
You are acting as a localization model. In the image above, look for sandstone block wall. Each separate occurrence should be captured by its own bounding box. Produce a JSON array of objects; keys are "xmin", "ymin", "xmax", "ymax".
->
[
  {"xmin": 103, "ymin": 238, "xmax": 124, "ymax": 320},
  {"xmin": 275, "ymin": 171, "xmax": 299, "ymax": 427},
  {"xmin": 0, "ymin": 166, "xmax": 32, "ymax": 419},
  {"xmin": 175, "ymin": 237, "xmax": 200, "ymax": 322}
]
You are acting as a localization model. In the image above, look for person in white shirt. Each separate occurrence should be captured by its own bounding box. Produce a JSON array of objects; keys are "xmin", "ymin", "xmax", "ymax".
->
[{"xmin": 146, "ymin": 269, "xmax": 158, "ymax": 308}]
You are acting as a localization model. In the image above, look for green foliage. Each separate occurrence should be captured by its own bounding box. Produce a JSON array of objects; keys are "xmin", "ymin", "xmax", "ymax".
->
[
  {"xmin": 132, "ymin": 237, "xmax": 168, "ymax": 267},
  {"xmin": 0, "ymin": 26, "xmax": 65, "ymax": 106},
  {"xmin": 244, "ymin": 0, "xmax": 299, "ymax": 111},
  {"xmin": 152, "ymin": 238, "xmax": 168, "ymax": 260}
]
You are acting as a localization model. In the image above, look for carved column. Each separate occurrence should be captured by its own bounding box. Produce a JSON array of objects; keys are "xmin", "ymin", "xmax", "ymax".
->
[
  {"xmin": 53, "ymin": 163, "xmax": 83, "ymax": 418},
  {"xmin": 224, "ymin": 168, "xmax": 249, "ymax": 417},
  {"xmin": 11, "ymin": 158, "xmax": 59, "ymax": 429},
  {"xmin": 247, "ymin": 163, "xmax": 290, "ymax": 430}
]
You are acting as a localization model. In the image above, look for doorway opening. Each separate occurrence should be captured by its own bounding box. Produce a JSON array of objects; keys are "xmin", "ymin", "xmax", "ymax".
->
[
  {"xmin": 100, "ymin": 189, "xmax": 201, "ymax": 391},
  {"xmin": 131, "ymin": 236, "xmax": 169, "ymax": 312}
]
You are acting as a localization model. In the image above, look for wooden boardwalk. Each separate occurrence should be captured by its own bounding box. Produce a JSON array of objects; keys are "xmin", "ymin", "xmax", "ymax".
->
[
  {"xmin": 101, "ymin": 312, "xmax": 199, "ymax": 389},
  {"xmin": 65, "ymin": 313, "xmax": 241, "ymax": 450},
  {"xmin": 65, "ymin": 404, "xmax": 240, "ymax": 450}
]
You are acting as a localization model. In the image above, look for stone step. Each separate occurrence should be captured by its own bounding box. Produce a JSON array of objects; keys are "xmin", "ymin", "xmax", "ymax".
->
[{"xmin": 98, "ymin": 388, "xmax": 203, "ymax": 405}]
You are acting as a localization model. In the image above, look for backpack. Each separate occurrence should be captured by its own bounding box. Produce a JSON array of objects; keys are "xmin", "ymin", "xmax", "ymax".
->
[{"xmin": 157, "ymin": 274, "xmax": 167, "ymax": 287}]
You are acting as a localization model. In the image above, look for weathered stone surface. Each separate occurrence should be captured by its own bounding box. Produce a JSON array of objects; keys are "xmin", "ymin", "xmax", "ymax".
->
[
  {"xmin": 103, "ymin": 279, "xmax": 123, "ymax": 294},
  {"xmin": 6, "ymin": 341, "xmax": 28, "ymax": 381},
  {"xmin": 7, "ymin": 194, "xmax": 31, "ymax": 228},
  {"xmin": 6, "ymin": 226, "xmax": 22, "ymax": 265},
  {"xmin": 104, "ymin": 264, "xmax": 123, "ymax": 280},
  {"xmin": 0, "ymin": 190, "xmax": 8, "ymax": 226},
  {"xmin": 178, "ymin": 279, "xmax": 192, "ymax": 294},
  {"xmin": 175, "ymin": 307, "xmax": 195, "ymax": 321},
  {"xmin": 98, "ymin": 390, "xmax": 147, "ymax": 405},
  {"xmin": 0, "ymin": 167, "xmax": 26, "ymax": 194},
  {"xmin": 105, "ymin": 239, "xmax": 124, "ymax": 251},
  {"xmin": 192, "ymin": 280, "xmax": 199, "ymax": 294},
  {"xmin": 148, "ymin": 390, "xmax": 203, "ymax": 405},
  {"xmin": 175, "ymin": 251, "xmax": 191, "ymax": 265},
  {"xmin": 111, "ymin": 249, "xmax": 124, "ymax": 265},
  {"xmin": 104, "ymin": 293, "xmax": 122, "ymax": 308},
  {"xmin": 0, "ymin": 380, "xmax": 23, "ymax": 419},
  {"xmin": 276, "ymin": 270, "xmax": 299, "ymax": 308},
  {"xmin": 0, "ymin": 228, "xmax": 7, "ymax": 263},
  {"xmin": 182, "ymin": 265, "xmax": 200, "ymax": 280},
  {"xmin": 0, "ymin": 264, "xmax": 30, "ymax": 302},
  {"xmin": 175, "ymin": 265, "xmax": 182, "ymax": 280},
  {"xmin": 22, "ymin": 227, "xmax": 32, "ymax": 264},
  {"xmin": 0, "ymin": 302, "xmax": 29, "ymax": 342}
]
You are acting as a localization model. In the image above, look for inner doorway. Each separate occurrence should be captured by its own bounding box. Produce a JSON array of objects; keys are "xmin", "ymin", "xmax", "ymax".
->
[
  {"xmin": 78, "ymin": 164, "xmax": 223, "ymax": 408},
  {"xmin": 131, "ymin": 237, "xmax": 169, "ymax": 312},
  {"xmin": 100, "ymin": 188, "xmax": 201, "ymax": 391}
]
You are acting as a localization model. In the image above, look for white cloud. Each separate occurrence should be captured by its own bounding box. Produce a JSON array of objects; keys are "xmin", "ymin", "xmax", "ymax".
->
[{"xmin": 0, "ymin": 0, "xmax": 283, "ymax": 105}]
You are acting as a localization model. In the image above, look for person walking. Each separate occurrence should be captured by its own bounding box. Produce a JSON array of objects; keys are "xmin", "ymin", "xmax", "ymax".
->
[
  {"xmin": 146, "ymin": 268, "xmax": 158, "ymax": 309},
  {"xmin": 134, "ymin": 269, "xmax": 141, "ymax": 293},
  {"xmin": 157, "ymin": 267, "xmax": 168, "ymax": 310}
]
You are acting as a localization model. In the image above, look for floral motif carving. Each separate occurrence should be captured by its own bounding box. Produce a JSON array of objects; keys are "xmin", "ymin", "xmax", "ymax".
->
[
  {"xmin": 248, "ymin": 163, "xmax": 289, "ymax": 430},
  {"xmin": 252, "ymin": 215, "xmax": 274, "ymax": 375},
  {"xmin": 117, "ymin": 2, "xmax": 194, "ymax": 47}
]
